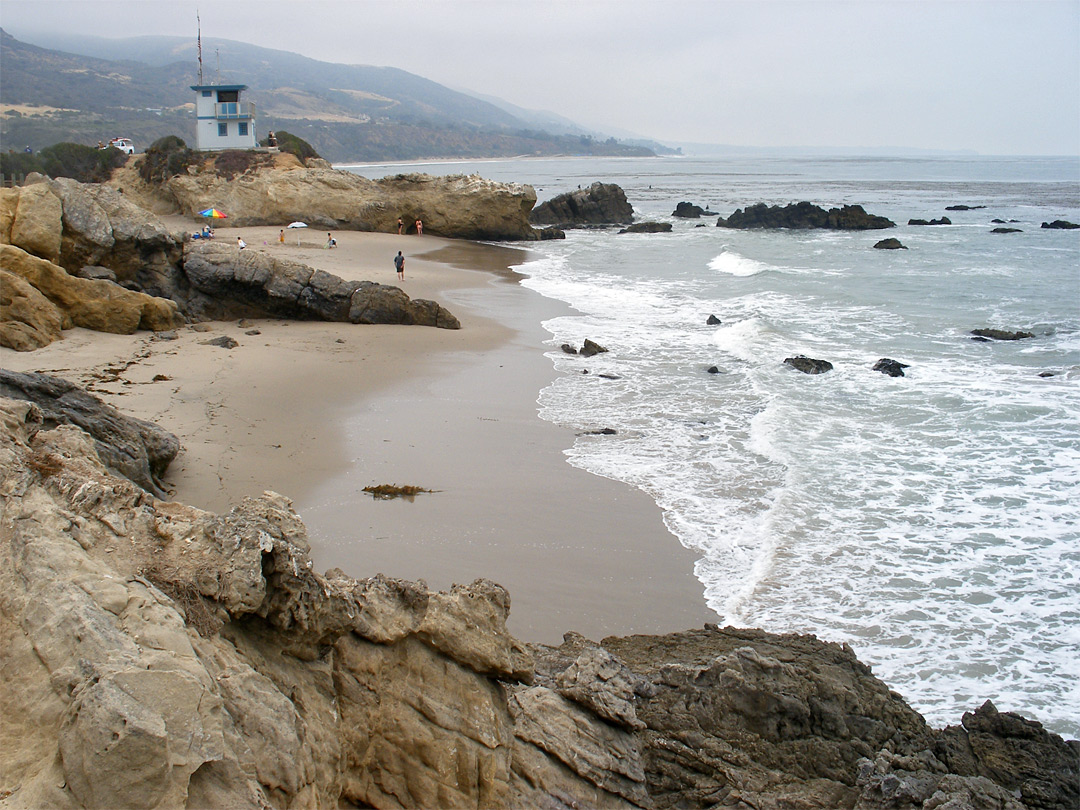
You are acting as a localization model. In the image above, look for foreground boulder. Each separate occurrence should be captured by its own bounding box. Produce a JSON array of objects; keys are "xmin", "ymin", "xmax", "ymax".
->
[
  {"xmin": 0, "ymin": 243, "xmax": 183, "ymax": 349},
  {"xmin": 0, "ymin": 396, "xmax": 1075, "ymax": 809},
  {"xmin": 717, "ymin": 201, "xmax": 895, "ymax": 230},
  {"xmin": 529, "ymin": 182, "xmax": 634, "ymax": 226},
  {"xmin": 181, "ymin": 242, "xmax": 460, "ymax": 328}
]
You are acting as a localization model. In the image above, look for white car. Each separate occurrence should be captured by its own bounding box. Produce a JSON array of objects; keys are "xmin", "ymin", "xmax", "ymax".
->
[{"xmin": 106, "ymin": 138, "xmax": 135, "ymax": 155}]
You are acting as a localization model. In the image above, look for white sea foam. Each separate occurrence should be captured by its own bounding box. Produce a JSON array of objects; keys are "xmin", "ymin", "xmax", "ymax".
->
[
  {"xmin": 516, "ymin": 154, "xmax": 1080, "ymax": 738},
  {"xmin": 709, "ymin": 249, "xmax": 772, "ymax": 276}
]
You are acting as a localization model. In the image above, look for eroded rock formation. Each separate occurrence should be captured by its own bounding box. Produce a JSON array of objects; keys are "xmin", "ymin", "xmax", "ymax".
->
[
  {"xmin": 529, "ymin": 182, "xmax": 634, "ymax": 226},
  {"xmin": 1, "ymin": 391, "xmax": 1075, "ymax": 810}
]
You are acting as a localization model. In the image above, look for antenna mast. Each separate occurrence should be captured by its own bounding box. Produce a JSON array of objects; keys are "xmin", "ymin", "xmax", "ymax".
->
[{"xmin": 197, "ymin": 11, "xmax": 204, "ymax": 84}]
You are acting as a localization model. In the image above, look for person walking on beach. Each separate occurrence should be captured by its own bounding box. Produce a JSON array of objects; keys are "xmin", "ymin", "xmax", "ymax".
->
[
  {"xmin": 414, "ymin": 219, "xmax": 423, "ymax": 235},
  {"xmin": 326, "ymin": 232, "xmax": 336, "ymax": 248},
  {"xmin": 279, "ymin": 229, "xmax": 285, "ymax": 244},
  {"xmin": 397, "ymin": 217, "xmax": 403, "ymax": 234},
  {"xmin": 394, "ymin": 251, "xmax": 405, "ymax": 280}
]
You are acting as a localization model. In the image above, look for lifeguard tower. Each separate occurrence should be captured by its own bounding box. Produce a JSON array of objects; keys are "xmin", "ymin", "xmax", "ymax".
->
[{"xmin": 190, "ymin": 84, "xmax": 257, "ymax": 151}]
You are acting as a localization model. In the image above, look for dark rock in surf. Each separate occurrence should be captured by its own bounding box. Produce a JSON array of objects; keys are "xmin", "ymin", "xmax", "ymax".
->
[
  {"xmin": 873, "ymin": 238, "xmax": 907, "ymax": 250},
  {"xmin": 784, "ymin": 355, "xmax": 834, "ymax": 374},
  {"xmin": 579, "ymin": 339, "xmax": 609, "ymax": 358},
  {"xmin": 618, "ymin": 222, "xmax": 672, "ymax": 234},
  {"xmin": 1041, "ymin": 220, "xmax": 1079, "ymax": 229},
  {"xmin": 716, "ymin": 201, "xmax": 895, "ymax": 230},
  {"xmin": 597, "ymin": 373, "xmax": 621, "ymax": 380},
  {"xmin": 672, "ymin": 202, "xmax": 705, "ymax": 218},
  {"xmin": 582, "ymin": 428, "xmax": 618, "ymax": 435},
  {"xmin": 707, "ymin": 366, "xmax": 722, "ymax": 374},
  {"xmin": 561, "ymin": 343, "xmax": 579, "ymax": 355},
  {"xmin": 991, "ymin": 227, "xmax": 1023, "ymax": 234},
  {"xmin": 945, "ymin": 205, "xmax": 986, "ymax": 211},
  {"xmin": 909, "ymin": 217, "xmax": 952, "ymax": 226},
  {"xmin": 529, "ymin": 182, "xmax": 633, "ymax": 226},
  {"xmin": 706, "ymin": 314, "xmax": 722, "ymax": 325},
  {"xmin": 873, "ymin": 358, "xmax": 910, "ymax": 377},
  {"xmin": 1039, "ymin": 371, "xmax": 1056, "ymax": 378},
  {"xmin": 971, "ymin": 328, "xmax": 1035, "ymax": 341},
  {"xmin": 537, "ymin": 226, "xmax": 566, "ymax": 240}
]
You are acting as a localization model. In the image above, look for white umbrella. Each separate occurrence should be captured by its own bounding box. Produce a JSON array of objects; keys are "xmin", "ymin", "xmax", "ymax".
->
[{"xmin": 286, "ymin": 221, "xmax": 307, "ymax": 245}]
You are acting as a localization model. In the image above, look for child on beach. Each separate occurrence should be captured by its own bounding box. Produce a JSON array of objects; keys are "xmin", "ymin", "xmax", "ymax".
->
[
  {"xmin": 326, "ymin": 233, "xmax": 337, "ymax": 248},
  {"xmin": 237, "ymin": 237, "xmax": 246, "ymax": 250}
]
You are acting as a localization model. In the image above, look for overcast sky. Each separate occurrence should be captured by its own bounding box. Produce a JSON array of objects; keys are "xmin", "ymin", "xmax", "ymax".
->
[{"xmin": 4, "ymin": 0, "xmax": 1079, "ymax": 155}]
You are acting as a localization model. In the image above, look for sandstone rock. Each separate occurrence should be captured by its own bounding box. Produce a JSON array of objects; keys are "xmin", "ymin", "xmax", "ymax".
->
[
  {"xmin": 0, "ymin": 369, "xmax": 179, "ymax": 497},
  {"xmin": 9, "ymin": 180, "xmax": 63, "ymax": 262},
  {"xmin": 182, "ymin": 242, "xmax": 460, "ymax": 328},
  {"xmin": 148, "ymin": 164, "xmax": 540, "ymax": 240},
  {"xmin": 537, "ymin": 226, "xmax": 566, "ymax": 240},
  {"xmin": 619, "ymin": 221, "xmax": 672, "ymax": 234},
  {"xmin": 717, "ymin": 201, "xmax": 895, "ymax": 230},
  {"xmin": 1, "ymin": 244, "xmax": 182, "ymax": 335},
  {"xmin": 530, "ymin": 182, "xmax": 634, "ymax": 226},
  {"xmin": 874, "ymin": 237, "xmax": 908, "ymax": 249},
  {"xmin": 873, "ymin": 358, "xmax": 910, "ymax": 377},
  {"xmin": 785, "ymin": 354, "xmax": 834, "ymax": 374},
  {"xmin": 0, "ymin": 268, "xmax": 64, "ymax": 351},
  {"xmin": 971, "ymin": 328, "xmax": 1035, "ymax": 341}
]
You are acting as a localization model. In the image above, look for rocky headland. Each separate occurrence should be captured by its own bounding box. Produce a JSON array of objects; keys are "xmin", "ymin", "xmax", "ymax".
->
[
  {"xmin": 0, "ymin": 388, "xmax": 1076, "ymax": 810},
  {"xmin": 110, "ymin": 153, "xmax": 541, "ymax": 241}
]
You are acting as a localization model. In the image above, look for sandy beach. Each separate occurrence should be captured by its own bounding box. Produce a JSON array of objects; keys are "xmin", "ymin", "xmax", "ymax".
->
[{"xmin": 1, "ymin": 221, "xmax": 716, "ymax": 643}]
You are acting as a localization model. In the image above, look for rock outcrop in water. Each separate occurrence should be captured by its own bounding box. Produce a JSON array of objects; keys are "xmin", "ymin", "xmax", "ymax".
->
[
  {"xmin": 1, "ymin": 387, "xmax": 1075, "ymax": 810},
  {"xmin": 529, "ymin": 182, "xmax": 634, "ymax": 226},
  {"xmin": 716, "ymin": 201, "xmax": 895, "ymax": 230}
]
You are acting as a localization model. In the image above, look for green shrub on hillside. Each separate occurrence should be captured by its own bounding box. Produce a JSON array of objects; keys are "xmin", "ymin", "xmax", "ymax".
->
[
  {"xmin": 1, "ymin": 142, "xmax": 127, "ymax": 184},
  {"xmin": 139, "ymin": 135, "xmax": 198, "ymax": 184},
  {"xmin": 265, "ymin": 131, "xmax": 320, "ymax": 162}
]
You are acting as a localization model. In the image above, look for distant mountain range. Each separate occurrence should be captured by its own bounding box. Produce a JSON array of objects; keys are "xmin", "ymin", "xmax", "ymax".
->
[{"xmin": 0, "ymin": 29, "xmax": 675, "ymax": 162}]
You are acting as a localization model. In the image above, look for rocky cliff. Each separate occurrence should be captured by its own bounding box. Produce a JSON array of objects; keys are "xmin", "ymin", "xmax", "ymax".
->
[
  {"xmin": 1, "ymin": 388, "xmax": 1075, "ymax": 810},
  {"xmin": 0, "ymin": 178, "xmax": 461, "ymax": 349},
  {"xmin": 110, "ymin": 157, "xmax": 541, "ymax": 241},
  {"xmin": 529, "ymin": 182, "xmax": 634, "ymax": 226}
]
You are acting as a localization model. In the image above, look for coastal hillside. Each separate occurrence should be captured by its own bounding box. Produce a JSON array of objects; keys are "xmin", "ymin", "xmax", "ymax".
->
[{"xmin": 0, "ymin": 29, "xmax": 659, "ymax": 162}]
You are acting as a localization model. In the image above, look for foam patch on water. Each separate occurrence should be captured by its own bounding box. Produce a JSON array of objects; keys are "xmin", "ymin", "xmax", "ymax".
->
[{"xmin": 709, "ymin": 249, "xmax": 772, "ymax": 276}]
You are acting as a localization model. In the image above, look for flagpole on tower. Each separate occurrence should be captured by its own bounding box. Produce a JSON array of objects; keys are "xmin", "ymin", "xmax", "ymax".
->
[{"xmin": 197, "ymin": 11, "xmax": 204, "ymax": 85}]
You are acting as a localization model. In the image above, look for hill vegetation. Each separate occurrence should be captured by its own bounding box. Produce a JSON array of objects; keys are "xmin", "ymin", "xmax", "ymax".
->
[{"xmin": 0, "ymin": 29, "xmax": 658, "ymax": 163}]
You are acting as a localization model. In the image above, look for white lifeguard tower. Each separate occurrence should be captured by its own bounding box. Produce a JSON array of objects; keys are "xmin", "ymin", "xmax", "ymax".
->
[{"xmin": 190, "ymin": 84, "xmax": 257, "ymax": 151}]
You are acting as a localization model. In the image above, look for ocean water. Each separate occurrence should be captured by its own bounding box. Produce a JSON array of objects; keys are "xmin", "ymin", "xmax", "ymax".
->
[{"xmin": 344, "ymin": 154, "xmax": 1080, "ymax": 737}]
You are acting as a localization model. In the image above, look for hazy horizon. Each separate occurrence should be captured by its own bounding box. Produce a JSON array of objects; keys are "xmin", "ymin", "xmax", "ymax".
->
[{"xmin": 2, "ymin": 0, "xmax": 1078, "ymax": 157}]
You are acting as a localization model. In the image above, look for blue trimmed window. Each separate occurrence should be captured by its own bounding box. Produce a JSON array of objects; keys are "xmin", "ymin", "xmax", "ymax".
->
[
  {"xmin": 202, "ymin": 90, "xmax": 212, "ymax": 97},
  {"xmin": 218, "ymin": 123, "xmax": 228, "ymax": 137},
  {"xmin": 238, "ymin": 122, "xmax": 248, "ymax": 137}
]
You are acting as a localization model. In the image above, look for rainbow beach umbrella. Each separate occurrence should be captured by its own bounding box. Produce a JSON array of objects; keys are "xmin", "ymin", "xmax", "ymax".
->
[{"xmin": 198, "ymin": 208, "xmax": 228, "ymax": 218}]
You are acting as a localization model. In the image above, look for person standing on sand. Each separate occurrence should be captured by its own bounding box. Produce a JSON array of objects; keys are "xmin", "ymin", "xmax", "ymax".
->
[
  {"xmin": 279, "ymin": 229, "xmax": 285, "ymax": 244},
  {"xmin": 397, "ymin": 218, "xmax": 403, "ymax": 234},
  {"xmin": 394, "ymin": 251, "xmax": 405, "ymax": 280},
  {"xmin": 415, "ymin": 219, "xmax": 423, "ymax": 235}
]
